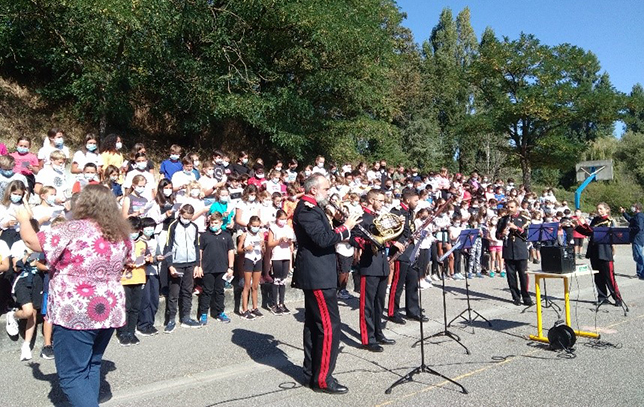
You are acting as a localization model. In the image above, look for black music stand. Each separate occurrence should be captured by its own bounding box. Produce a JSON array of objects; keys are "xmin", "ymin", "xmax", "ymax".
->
[
  {"xmin": 385, "ymin": 230, "xmax": 467, "ymax": 395},
  {"xmin": 448, "ymin": 229, "xmax": 491, "ymax": 328},
  {"xmin": 414, "ymin": 240, "xmax": 470, "ymax": 355},
  {"xmin": 525, "ymin": 222, "xmax": 561, "ymax": 313},
  {"xmin": 592, "ymin": 227, "xmax": 630, "ymax": 315}
]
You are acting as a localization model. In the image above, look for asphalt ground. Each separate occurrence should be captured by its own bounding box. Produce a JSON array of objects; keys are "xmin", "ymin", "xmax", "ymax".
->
[{"xmin": 1, "ymin": 245, "xmax": 643, "ymax": 407}]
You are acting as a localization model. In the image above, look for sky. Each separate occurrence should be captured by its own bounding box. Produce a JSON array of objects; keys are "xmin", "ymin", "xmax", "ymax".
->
[{"xmin": 395, "ymin": 0, "xmax": 644, "ymax": 95}]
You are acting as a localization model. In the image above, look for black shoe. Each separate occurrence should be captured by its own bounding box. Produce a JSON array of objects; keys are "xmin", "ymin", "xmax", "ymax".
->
[
  {"xmin": 363, "ymin": 343, "xmax": 384, "ymax": 352},
  {"xmin": 407, "ymin": 314, "xmax": 429, "ymax": 323},
  {"xmin": 523, "ymin": 299, "xmax": 534, "ymax": 306},
  {"xmin": 513, "ymin": 299, "xmax": 521, "ymax": 306},
  {"xmin": 377, "ymin": 337, "xmax": 396, "ymax": 345},
  {"xmin": 312, "ymin": 379, "xmax": 349, "ymax": 395},
  {"xmin": 388, "ymin": 315, "xmax": 406, "ymax": 325},
  {"xmin": 614, "ymin": 300, "xmax": 623, "ymax": 307},
  {"xmin": 596, "ymin": 298, "xmax": 609, "ymax": 307}
]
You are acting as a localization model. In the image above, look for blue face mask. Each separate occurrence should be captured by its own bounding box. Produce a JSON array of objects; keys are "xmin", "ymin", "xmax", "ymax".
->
[
  {"xmin": 1, "ymin": 169, "xmax": 13, "ymax": 178},
  {"xmin": 17, "ymin": 147, "xmax": 29, "ymax": 154},
  {"xmin": 209, "ymin": 225, "xmax": 221, "ymax": 233},
  {"xmin": 10, "ymin": 194, "xmax": 23, "ymax": 204},
  {"xmin": 250, "ymin": 226, "xmax": 260, "ymax": 234},
  {"xmin": 130, "ymin": 232, "xmax": 140, "ymax": 240},
  {"xmin": 86, "ymin": 143, "xmax": 97, "ymax": 152},
  {"xmin": 143, "ymin": 227, "xmax": 155, "ymax": 237}
]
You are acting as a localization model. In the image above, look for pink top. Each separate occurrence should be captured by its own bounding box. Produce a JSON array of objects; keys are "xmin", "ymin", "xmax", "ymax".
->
[
  {"xmin": 0, "ymin": 143, "xmax": 7, "ymax": 155},
  {"xmin": 38, "ymin": 219, "xmax": 132, "ymax": 330},
  {"xmin": 10, "ymin": 151, "xmax": 39, "ymax": 176}
]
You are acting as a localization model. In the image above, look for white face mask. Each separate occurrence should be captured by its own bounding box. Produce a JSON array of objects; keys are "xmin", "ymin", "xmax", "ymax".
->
[
  {"xmin": 220, "ymin": 195, "xmax": 230, "ymax": 203},
  {"xmin": 190, "ymin": 188, "xmax": 201, "ymax": 197},
  {"xmin": 115, "ymin": 142, "xmax": 123, "ymax": 150},
  {"xmin": 83, "ymin": 173, "xmax": 95, "ymax": 181},
  {"xmin": 223, "ymin": 161, "xmax": 230, "ymax": 167},
  {"xmin": 110, "ymin": 175, "xmax": 118, "ymax": 182},
  {"xmin": 54, "ymin": 164, "xmax": 65, "ymax": 173},
  {"xmin": 317, "ymin": 162, "xmax": 324, "ymax": 168},
  {"xmin": 136, "ymin": 161, "xmax": 147, "ymax": 170},
  {"xmin": 214, "ymin": 158, "xmax": 223, "ymax": 165},
  {"xmin": 170, "ymin": 154, "xmax": 180, "ymax": 160},
  {"xmin": 134, "ymin": 186, "xmax": 146, "ymax": 195},
  {"xmin": 241, "ymin": 158, "xmax": 248, "ymax": 164},
  {"xmin": 163, "ymin": 188, "xmax": 173, "ymax": 197},
  {"xmin": 206, "ymin": 169, "xmax": 214, "ymax": 177},
  {"xmin": 180, "ymin": 217, "xmax": 191, "ymax": 225},
  {"xmin": 304, "ymin": 170, "xmax": 311, "ymax": 177},
  {"xmin": 262, "ymin": 200, "xmax": 271, "ymax": 207},
  {"xmin": 277, "ymin": 219, "xmax": 287, "ymax": 227},
  {"xmin": 248, "ymin": 195, "xmax": 256, "ymax": 202},
  {"xmin": 256, "ymin": 173, "xmax": 265, "ymax": 179},
  {"xmin": 272, "ymin": 178, "xmax": 280, "ymax": 184},
  {"xmin": 54, "ymin": 137, "xmax": 64, "ymax": 147},
  {"xmin": 193, "ymin": 160, "xmax": 200, "ymax": 167}
]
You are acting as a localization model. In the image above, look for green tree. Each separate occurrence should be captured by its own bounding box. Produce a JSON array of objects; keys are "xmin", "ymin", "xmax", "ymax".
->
[
  {"xmin": 472, "ymin": 32, "xmax": 621, "ymax": 190},
  {"xmin": 623, "ymin": 84, "xmax": 644, "ymax": 134}
]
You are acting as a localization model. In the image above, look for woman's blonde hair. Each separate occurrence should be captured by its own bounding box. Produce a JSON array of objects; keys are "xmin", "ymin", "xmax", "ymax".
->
[{"xmin": 72, "ymin": 184, "xmax": 131, "ymax": 242}]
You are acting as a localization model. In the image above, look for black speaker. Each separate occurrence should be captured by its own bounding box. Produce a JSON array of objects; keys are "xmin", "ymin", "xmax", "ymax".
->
[{"xmin": 540, "ymin": 246, "xmax": 575, "ymax": 273}]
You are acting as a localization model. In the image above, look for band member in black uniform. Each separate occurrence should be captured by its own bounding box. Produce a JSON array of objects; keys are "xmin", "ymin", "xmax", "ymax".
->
[
  {"xmin": 496, "ymin": 200, "xmax": 533, "ymax": 306},
  {"xmin": 387, "ymin": 189, "xmax": 427, "ymax": 323},
  {"xmin": 574, "ymin": 202, "xmax": 623, "ymax": 306},
  {"xmin": 350, "ymin": 189, "xmax": 396, "ymax": 352},
  {"xmin": 292, "ymin": 174, "xmax": 359, "ymax": 394}
]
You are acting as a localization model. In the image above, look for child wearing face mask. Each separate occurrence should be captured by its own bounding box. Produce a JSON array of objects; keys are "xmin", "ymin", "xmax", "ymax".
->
[
  {"xmin": 164, "ymin": 204, "xmax": 202, "ymax": 332},
  {"xmin": 116, "ymin": 217, "xmax": 147, "ymax": 346},
  {"xmin": 238, "ymin": 216, "xmax": 265, "ymax": 319},
  {"xmin": 486, "ymin": 216, "xmax": 504, "ymax": 277},
  {"xmin": 123, "ymin": 152, "xmax": 156, "ymax": 199},
  {"xmin": 171, "ymin": 157, "xmax": 197, "ymax": 197},
  {"xmin": 1, "ymin": 180, "xmax": 29, "ymax": 247},
  {"xmin": 195, "ymin": 212, "xmax": 235, "ymax": 325},
  {"xmin": 160, "ymin": 144, "xmax": 183, "ymax": 181},
  {"xmin": 180, "ymin": 181, "xmax": 208, "ymax": 233},
  {"xmin": 37, "ymin": 128, "xmax": 70, "ymax": 167},
  {"xmin": 34, "ymin": 150, "xmax": 68, "ymax": 202},
  {"xmin": 199, "ymin": 161, "xmax": 218, "ymax": 206},
  {"xmin": 31, "ymin": 186, "xmax": 63, "ymax": 232},
  {"xmin": 71, "ymin": 163, "xmax": 100, "ymax": 194},
  {"xmin": 267, "ymin": 210, "xmax": 294, "ymax": 315},
  {"xmin": 209, "ymin": 187, "xmax": 235, "ymax": 230},
  {"xmin": 121, "ymin": 175, "xmax": 149, "ymax": 218},
  {"xmin": 102, "ymin": 165, "xmax": 124, "ymax": 199},
  {"xmin": 71, "ymin": 133, "xmax": 101, "ymax": 175},
  {"xmin": 265, "ymin": 169, "xmax": 283, "ymax": 195},
  {"xmin": 258, "ymin": 190, "xmax": 277, "ymax": 227},
  {"xmin": 0, "ymin": 155, "xmax": 29, "ymax": 198},
  {"xmin": 137, "ymin": 217, "xmax": 163, "ymax": 337}
]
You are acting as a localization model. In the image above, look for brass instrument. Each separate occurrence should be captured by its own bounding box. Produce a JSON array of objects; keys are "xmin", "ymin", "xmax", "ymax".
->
[
  {"xmin": 389, "ymin": 197, "xmax": 454, "ymax": 263},
  {"xmin": 505, "ymin": 214, "xmax": 531, "ymax": 242},
  {"xmin": 328, "ymin": 195, "xmax": 404, "ymax": 249}
]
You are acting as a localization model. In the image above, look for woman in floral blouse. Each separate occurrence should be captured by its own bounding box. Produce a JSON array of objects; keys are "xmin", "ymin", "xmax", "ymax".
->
[{"xmin": 16, "ymin": 184, "xmax": 132, "ymax": 407}]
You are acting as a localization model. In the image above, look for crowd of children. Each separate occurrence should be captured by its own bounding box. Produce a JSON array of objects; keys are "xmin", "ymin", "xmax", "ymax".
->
[{"xmin": 0, "ymin": 132, "xmax": 587, "ymax": 361}]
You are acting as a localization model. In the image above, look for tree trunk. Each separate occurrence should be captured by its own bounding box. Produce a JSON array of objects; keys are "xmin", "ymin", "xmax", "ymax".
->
[
  {"xmin": 99, "ymin": 113, "xmax": 107, "ymax": 138},
  {"xmin": 521, "ymin": 157, "xmax": 532, "ymax": 192}
]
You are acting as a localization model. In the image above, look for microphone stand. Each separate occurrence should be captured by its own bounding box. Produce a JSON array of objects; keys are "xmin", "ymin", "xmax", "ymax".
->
[{"xmin": 385, "ymin": 231, "xmax": 467, "ymax": 395}]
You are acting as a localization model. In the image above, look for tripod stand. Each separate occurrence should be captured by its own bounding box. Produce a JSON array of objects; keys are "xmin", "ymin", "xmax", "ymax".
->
[
  {"xmin": 448, "ymin": 267, "xmax": 492, "ymax": 327},
  {"xmin": 415, "ymin": 240, "xmax": 470, "ymax": 354},
  {"xmin": 385, "ymin": 231, "xmax": 467, "ymax": 395},
  {"xmin": 522, "ymin": 278, "xmax": 561, "ymax": 315}
]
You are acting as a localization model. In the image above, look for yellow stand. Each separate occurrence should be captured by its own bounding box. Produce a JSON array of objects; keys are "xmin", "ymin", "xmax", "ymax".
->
[{"xmin": 527, "ymin": 266, "xmax": 601, "ymax": 343}]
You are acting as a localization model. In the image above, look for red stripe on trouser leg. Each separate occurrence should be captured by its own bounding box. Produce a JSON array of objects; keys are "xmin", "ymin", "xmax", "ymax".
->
[
  {"xmin": 608, "ymin": 262, "xmax": 622, "ymax": 301},
  {"xmin": 388, "ymin": 262, "xmax": 400, "ymax": 317},
  {"xmin": 313, "ymin": 289, "xmax": 332, "ymax": 389},
  {"xmin": 360, "ymin": 276, "xmax": 368, "ymax": 345}
]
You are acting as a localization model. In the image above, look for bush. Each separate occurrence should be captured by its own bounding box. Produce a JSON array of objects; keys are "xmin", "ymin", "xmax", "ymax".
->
[{"xmin": 579, "ymin": 179, "xmax": 644, "ymax": 214}]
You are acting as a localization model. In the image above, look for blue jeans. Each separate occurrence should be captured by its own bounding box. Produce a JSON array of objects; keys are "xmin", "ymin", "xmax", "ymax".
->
[
  {"xmin": 53, "ymin": 325, "xmax": 114, "ymax": 407},
  {"xmin": 633, "ymin": 243, "xmax": 644, "ymax": 277}
]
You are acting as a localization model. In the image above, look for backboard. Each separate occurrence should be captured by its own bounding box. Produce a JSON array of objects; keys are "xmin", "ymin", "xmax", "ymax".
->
[{"xmin": 575, "ymin": 160, "xmax": 613, "ymax": 182}]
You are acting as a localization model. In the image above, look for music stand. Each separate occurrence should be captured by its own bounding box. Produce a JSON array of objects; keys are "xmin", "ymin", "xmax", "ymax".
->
[
  {"xmin": 527, "ymin": 222, "xmax": 561, "ymax": 313},
  {"xmin": 448, "ymin": 229, "xmax": 492, "ymax": 328},
  {"xmin": 592, "ymin": 227, "xmax": 630, "ymax": 315},
  {"xmin": 414, "ymin": 241, "xmax": 470, "ymax": 354},
  {"xmin": 385, "ymin": 230, "xmax": 467, "ymax": 395}
]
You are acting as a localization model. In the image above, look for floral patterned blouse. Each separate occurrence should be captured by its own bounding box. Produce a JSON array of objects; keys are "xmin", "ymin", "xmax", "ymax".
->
[{"xmin": 38, "ymin": 219, "xmax": 132, "ymax": 330}]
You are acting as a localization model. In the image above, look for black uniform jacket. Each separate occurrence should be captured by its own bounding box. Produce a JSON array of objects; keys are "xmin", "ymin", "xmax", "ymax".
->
[
  {"xmin": 496, "ymin": 213, "xmax": 529, "ymax": 260},
  {"xmin": 350, "ymin": 206, "xmax": 388, "ymax": 277},
  {"xmin": 388, "ymin": 203, "xmax": 415, "ymax": 263},
  {"xmin": 575, "ymin": 216, "xmax": 614, "ymax": 262},
  {"xmin": 293, "ymin": 195, "xmax": 351, "ymax": 290}
]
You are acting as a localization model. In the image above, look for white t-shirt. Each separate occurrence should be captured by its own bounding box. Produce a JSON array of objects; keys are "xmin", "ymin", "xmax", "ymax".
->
[
  {"xmin": 0, "ymin": 240, "xmax": 10, "ymax": 263},
  {"xmin": 38, "ymin": 144, "xmax": 70, "ymax": 165},
  {"xmin": 171, "ymin": 171, "xmax": 196, "ymax": 197},
  {"xmin": 123, "ymin": 169, "xmax": 156, "ymax": 201},
  {"xmin": 236, "ymin": 201, "xmax": 259, "ymax": 226},
  {"xmin": 198, "ymin": 175, "xmax": 219, "ymax": 196},
  {"xmin": 35, "ymin": 166, "xmax": 68, "ymax": 200},
  {"xmin": 270, "ymin": 224, "xmax": 294, "ymax": 260},
  {"xmin": 0, "ymin": 173, "xmax": 29, "ymax": 198},
  {"xmin": 32, "ymin": 204, "xmax": 65, "ymax": 231},
  {"xmin": 72, "ymin": 150, "xmax": 100, "ymax": 169},
  {"xmin": 265, "ymin": 180, "xmax": 282, "ymax": 196}
]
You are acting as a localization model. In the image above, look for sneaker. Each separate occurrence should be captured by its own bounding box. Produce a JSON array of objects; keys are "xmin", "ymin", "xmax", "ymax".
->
[
  {"xmin": 5, "ymin": 309, "xmax": 19, "ymax": 336},
  {"xmin": 40, "ymin": 345, "xmax": 55, "ymax": 360},
  {"xmin": 217, "ymin": 312, "xmax": 231, "ymax": 323},
  {"xmin": 164, "ymin": 321, "xmax": 176, "ymax": 334},
  {"xmin": 240, "ymin": 310, "xmax": 255, "ymax": 320},
  {"xmin": 279, "ymin": 304, "xmax": 291, "ymax": 314},
  {"xmin": 476, "ymin": 273, "xmax": 484, "ymax": 278},
  {"xmin": 489, "ymin": 271, "xmax": 495, "ymax": 278},
  {"xmin": 20, "ymin": 342, "xmax": 32, "ymax": 361},
  {"xmin": 419, "ymin": 279, "xmax": 432, "ymax": 290},
  {"xmin": 337, "ymin": 290, "xmax": 350, "ymax": 300},
  {"xmin": 500, "ymin": 271, "xmax": 506, "ymax": 278},
  {"xmin": 136, "ymin": 326, "xmax": 154, "ymax": 337},
  {"xmin": 424, "ymin": 276, "xmax": 433, "ymax": 284},
  {"xmin": 454, "ymin": 273, "xmax": 465, "ymax": 280},
  {"xmin": 199, "ymin": 314, "xmax": 208, "ymax": 326},
  {"xmin": 193, "ymin": 286, "xmax": 203, "ymax": 296},
  {"xmin": 270, "ymin": 305, "xmax": 283, "ymax": 316},
  {"xmin": 130, "ymin": 335, "xmax": 141, "ymax": 345},
  {"xmin": 148, "ymin": 326, "xmax": 159, "ymax": 335},
  {"xmin": 431, "ymin": 274, "xmax": 440, "ymax": 281},
  {"xmin": 117, "ymin": 333, "xmax": 131, "ymax": 346},
  {"xmin": 467, "ymin": 273, "xmax": 473, "ymax": 279},
  {"xmin": 251, "ymin": 308, "xmax": 264, "ymax": 318},
  {"xmin": 181, "ymin": 318, "xmax": 202, "ymax": 328}
]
